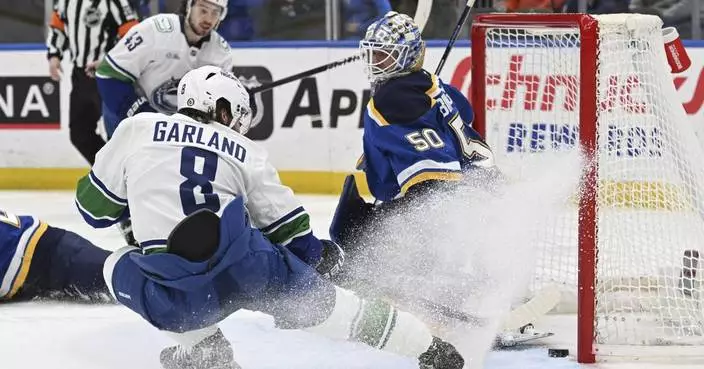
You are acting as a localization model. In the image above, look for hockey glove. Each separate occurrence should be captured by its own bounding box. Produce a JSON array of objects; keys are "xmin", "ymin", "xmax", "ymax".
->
[
  {"xmin": 117, "ymin": 218, "xmax": 139, "ymax": 248},
  {"xmin": 316, "ymin": 239, "xmax": 345, "ymax": 280}
]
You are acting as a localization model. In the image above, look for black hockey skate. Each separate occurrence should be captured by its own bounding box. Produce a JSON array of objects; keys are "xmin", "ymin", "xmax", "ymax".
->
[
  {"xmin": 418, "ymin": 336, "xmax": 465, "ymax": 369},
  {"xmin": 160, "ymin": 329, "xmax": 241, "ymax": 369}
]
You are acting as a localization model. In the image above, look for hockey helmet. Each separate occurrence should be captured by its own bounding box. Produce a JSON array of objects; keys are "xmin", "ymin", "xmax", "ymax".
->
[
  {"xmin": 187, "ymin": 0, "xmax": 228, "ymax": 24},
  {"xmin": 177, "ymin": 65, "xmax": 252, "ymax": 135},
  {"xmin": 359, "ymin": 11, "xmax": 425, "ymax": 83}
]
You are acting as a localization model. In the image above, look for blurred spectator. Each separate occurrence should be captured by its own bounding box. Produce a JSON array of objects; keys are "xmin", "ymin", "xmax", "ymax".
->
[
  {"xmin": 0, "ymin": 0, "xmax": 44, "ymax": 42},
  {"xmin": 564, "ymin": 0, "xmax": 630, "ymax": 13},
  {"xmin": 630, "ymin": 0, "xmax": 703, "ymax": 39},
  {"xmin": 391, "ymin": 0, "xmax": 466, "ymax": 39},
  {"xmin": 502, "ymin": 0, "xmax": 565, "ymax": 12},
  {"xmin": 253, "ymin": 0, "xmax": 326, "ymax": 40},
  {"xmin": 162, "ymin": 0, "xmax": 184, "ymax": 12},
  {"xmin": 219, "ymin": 0, "xmax": 259, "ymax": 40},
  {"xmin": 341, "ymin": 0, "xmax": 391, "ymax": 39},
  {"xmin": 129, "ymin": 0, "xmax": 154, "ymax": 19}
]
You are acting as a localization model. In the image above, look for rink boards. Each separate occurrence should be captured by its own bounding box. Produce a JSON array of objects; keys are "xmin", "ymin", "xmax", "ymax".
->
[{"xmin": 1, "ymin": 41, "xmax": 704, "ymax": 193}]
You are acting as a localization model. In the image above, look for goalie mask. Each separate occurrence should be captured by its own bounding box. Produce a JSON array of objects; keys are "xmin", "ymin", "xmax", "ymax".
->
[
  {"xmin": 177, "ymin": 66, "xmax": 252, "ymax": 135},
  {"xmin": 359, "ymin": 11, "xmax": 425, "ymax": 83}
]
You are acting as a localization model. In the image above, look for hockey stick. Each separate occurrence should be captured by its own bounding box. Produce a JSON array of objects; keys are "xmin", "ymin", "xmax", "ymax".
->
[
  {"xmin": 434, "ymin": 0, "xmax": 477, "ymax": 75},
  {"xmin": 248, "ymin": 55, "xmax": 360, "ymax": 94},
  {"xmin": 356, "ymin": 277, "xmax": 561, "ymax": 329},
  {"xmin": 248, "ymin": 0, "xmax": 434, "ymax": 95},
  {"xmin": 425, "ymin": 284, "xmax": 560, "ymax": 330},
  {"xmin": 501, "ymin": 284, "xmax": 561, "ymax": 331},
  {"xmin": 413, "ymin": 0, "xmax": 433, "ymax": 36},
  {"xmin": 374, "ymin": 284, "xmax": 487, "ymax": 326}
]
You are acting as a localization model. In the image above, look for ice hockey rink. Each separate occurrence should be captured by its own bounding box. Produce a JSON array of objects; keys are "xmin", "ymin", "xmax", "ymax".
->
[{"xmin": 1, "ymin": 191, "xmax": 703, "ymax": 369}]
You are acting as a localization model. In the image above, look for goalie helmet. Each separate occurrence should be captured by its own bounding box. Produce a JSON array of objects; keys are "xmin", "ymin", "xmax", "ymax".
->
[
  {"xmin": 177, "ymin": 65, "xmax": 252, "ymax": 135},
  {"xmin": 359, "ymin": 11, "xmax": 425, "ymax": 83}
]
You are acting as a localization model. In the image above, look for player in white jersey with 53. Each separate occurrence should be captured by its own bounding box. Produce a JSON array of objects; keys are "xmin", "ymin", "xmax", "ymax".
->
[
  {"xmin": 75, "ymin": 66, "xmax": 465, "ymax": 369},
  {"xmin": 95, "ymin": 0, "xmax": 233, "ymax": 246},
  {"xmin": 95, "ymin": 0, "xmax": 233, "ymax": 139}
]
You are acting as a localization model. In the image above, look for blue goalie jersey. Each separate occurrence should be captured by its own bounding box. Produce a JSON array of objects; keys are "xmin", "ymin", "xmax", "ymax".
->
[
  {"xmin": 0, "ymin": 210, "xmax": 47, "ymax": 299},
  {"xmin": 360, "ymin": 70, "xmax": 495, "ymax": 201}
]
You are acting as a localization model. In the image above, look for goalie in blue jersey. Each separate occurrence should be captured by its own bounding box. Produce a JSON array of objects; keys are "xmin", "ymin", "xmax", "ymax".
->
[
  {"xmin": 0, "ymin": 210, "xmax": 111, "ymax": 303},
  {"xmin": 330, "ymin": 11, "xmax": 498, "ymax": 265}
]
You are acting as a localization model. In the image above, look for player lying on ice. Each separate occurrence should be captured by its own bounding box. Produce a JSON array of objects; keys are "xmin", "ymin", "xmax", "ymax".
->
[
  {"xmin": 75, "ymin": 65, "xmax": 466, "ymax": 369},
  {"xmin": 0, "ymin": 210, "xmax": 111, "ymax": 303}
]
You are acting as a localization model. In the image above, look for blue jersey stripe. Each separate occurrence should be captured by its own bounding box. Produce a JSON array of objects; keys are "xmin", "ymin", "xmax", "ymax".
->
[
  {"xmin": 261, "ymin": 207, "xmax": 305, "ymax": 234},
  {"xmin": 75, "ymin": 200, "xmax": 123, "ymax": 228},
  {"xmin": 141, "ymin": 239, "xmax": 167, "ymax": 247},
  {"xmin": 89, "ymin": 171, "xmax": 128, "ymax": 205}
]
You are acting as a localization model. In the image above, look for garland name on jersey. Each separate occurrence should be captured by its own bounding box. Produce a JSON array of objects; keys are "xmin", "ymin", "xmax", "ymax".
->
[
  {"xmin": 153, "ymin": 121, "xmax": 248, "ymax": 163},
  {"xmin": 76, "ymin": 112, "xmax": 313, "ymax": 255}
]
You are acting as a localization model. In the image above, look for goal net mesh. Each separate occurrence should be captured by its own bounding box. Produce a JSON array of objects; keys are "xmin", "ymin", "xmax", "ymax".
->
[{"xmin": 478, "ymin": 14, "xmax": 704, "ymax": 351}]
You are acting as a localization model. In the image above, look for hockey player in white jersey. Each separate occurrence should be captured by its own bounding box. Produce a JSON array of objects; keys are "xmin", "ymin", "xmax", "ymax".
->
[
  {"xmin": 76, "ymin": 65, "xmax": 465, "ymax": 369},
  {"xmin": 95, "ymin": 0, "xmax": 233, "ymax": 138},
  {"xmin": 95, "ymin": 0, "xmax": 233, "ymax": 246}
]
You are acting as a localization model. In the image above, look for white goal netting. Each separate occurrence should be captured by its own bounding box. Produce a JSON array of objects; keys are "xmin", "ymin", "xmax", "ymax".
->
[{"xmin": 477, "ymin": 14, "xmax": 704, "ymax": 357}]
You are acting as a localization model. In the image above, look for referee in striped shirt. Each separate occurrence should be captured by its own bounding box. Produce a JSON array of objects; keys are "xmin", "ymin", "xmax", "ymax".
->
[{"xmin": 46, "ymin": 0, "xmax": 139, "ymax": 165}]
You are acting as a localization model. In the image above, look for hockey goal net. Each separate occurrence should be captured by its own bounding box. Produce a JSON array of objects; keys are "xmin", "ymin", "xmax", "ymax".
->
[{"xmin": 471, "ymin": 13, "xmax": 704, "ymax": 363}]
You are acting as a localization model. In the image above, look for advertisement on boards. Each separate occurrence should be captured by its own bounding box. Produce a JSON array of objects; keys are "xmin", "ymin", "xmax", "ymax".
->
[
  {"xmin": 233, "ymin": 66, "xmax": 274, "ymax": 141},
  {"xmin": 0, "ymin": 77, "xmax": 60, "ymax": 129},
  {"xmin": 0, "ymin": 44, "xmax": 703, "ymax": 191}
]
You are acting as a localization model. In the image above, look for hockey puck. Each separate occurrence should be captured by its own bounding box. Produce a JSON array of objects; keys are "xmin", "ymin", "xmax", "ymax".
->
[{"xmin": 548, "ymin": 348, "xmax": 569, "ymax": 358}]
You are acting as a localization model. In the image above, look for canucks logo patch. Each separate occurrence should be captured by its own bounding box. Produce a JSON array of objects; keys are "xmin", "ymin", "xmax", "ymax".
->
[
  {"xmin": 154, "ymin": 16, "xmax": 175, "ymax": 33},
  {"xmin": 151, "ymin": 78, "xmax": 180, "ymax": 113}
]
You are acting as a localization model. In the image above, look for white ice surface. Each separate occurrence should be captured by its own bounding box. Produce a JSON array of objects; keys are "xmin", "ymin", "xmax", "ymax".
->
[{"xmin": 0, "ymin": 191, "xmax": 699, "ymax": 369}]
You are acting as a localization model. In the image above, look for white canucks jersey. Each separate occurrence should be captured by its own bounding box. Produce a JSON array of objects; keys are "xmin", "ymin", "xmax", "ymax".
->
[
  {"xmin": 100, "ymin": 14, "xmax": 234, "ymax": 114},
  {"xmin": 76, "ymin": 112, "xmax": 307, "ymax": 253}
]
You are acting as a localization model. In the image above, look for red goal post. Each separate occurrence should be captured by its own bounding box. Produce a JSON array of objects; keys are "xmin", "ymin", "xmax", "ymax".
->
[{"xmin": 470, "ymin": 13, "xmax": 704, "ymax": 364}]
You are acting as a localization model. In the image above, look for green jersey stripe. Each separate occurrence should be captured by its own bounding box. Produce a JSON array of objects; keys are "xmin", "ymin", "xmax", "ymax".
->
[
  {"xmin": 97, "ymin": 58, "xmax": 135, "ymax": 83},
  {"xmin": 265, "ymin": 213, "xmax": 311, "ymax": 245},
  {"xmin": 76, "ymin": 175, "xmax": 127, "ymax": 220}
]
